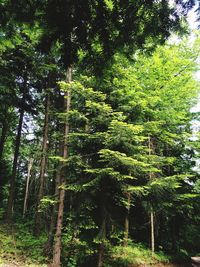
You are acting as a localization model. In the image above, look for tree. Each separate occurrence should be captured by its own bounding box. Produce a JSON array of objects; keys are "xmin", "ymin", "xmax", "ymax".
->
[
  {"xmin": 0, "ymin": 22, "xmax": 49, "ymax": 220},
  {"xmin": 0, "ymin": 1, "xmax": 200, "ymax": 266},
  {"xmin": 97, "ymin": 37, "xmax": 200, "ymax": 253}
]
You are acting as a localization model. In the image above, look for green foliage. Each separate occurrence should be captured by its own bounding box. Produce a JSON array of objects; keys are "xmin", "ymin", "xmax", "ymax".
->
[
  {"xmin": 39, "ymin": 196, "xmax": 57, "ymax": 212},
  {"xmin": 61, "ymin": 217, "xmax": 97, "ymax": 267},
  {"xmin": 0, "ymin": 3, "xmax": 200, "ymax": 265},
  {"xmin": 107, "ymin": 243, "xmax": 170, "ymax": 267},
  {"xmin": 0, "ymin": 223, "xmax": 47, "ymax": 265}
]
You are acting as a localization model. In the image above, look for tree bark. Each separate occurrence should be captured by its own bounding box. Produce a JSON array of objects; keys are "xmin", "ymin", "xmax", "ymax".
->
[
  {"xmin": 148, "ymin": 135, "xmax": 155, "ymax": 254},
  {"xmin": 51, "ymin": 66, "xmax": 72, "ymax": 267},
  {"xmin": 45, "ymin": 148, "xmax": 62, "ymax": 255},
  {"xmin": 97, "ymin": 215, "xmax": 106, "ymax": 267},
  {"xmin": 171, "ymin": 215, "xmax": 179, "ymax": 252},
  {"xmin": 97, "ymin": 193, "xmax": 107, "ymax": 267},
  {"xmin": 124, "ymin": 191, "xmax": 131, "ymax": 247},
  {"xmin": 23, "ymin": 158, "xmax": 33, "ymax": 218},
  {"xmin": 0, "ymin": 119, "xmax": 8, "ymax": 196},
  {"xmin": 34, "ymin": 93, "xmax": 50, "ymax": 236},
  {"xmin": 150, "ymin": 207, "xmax": 155, "ymax": 254},
  {"xmin": 6, "ymin": 82, "xmax": 27, "ymax": 221},
  {"xmin": 0, "ymin": 120, "xmax": 8, "ymax": 165}
]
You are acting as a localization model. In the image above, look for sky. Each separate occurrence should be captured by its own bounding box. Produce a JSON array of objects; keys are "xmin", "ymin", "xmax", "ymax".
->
[{"xmin": 187, "ymin": 4, "xmax": 199, "ymax": 30}]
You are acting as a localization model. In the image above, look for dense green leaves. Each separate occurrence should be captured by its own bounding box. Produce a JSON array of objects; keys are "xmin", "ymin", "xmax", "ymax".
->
[{"xmin": 0, "ymin": 2, "xmax": 200, "ymax": 266}]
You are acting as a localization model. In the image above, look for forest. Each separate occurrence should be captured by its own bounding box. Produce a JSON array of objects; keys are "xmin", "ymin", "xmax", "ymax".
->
[{"xmin": 0, "ymin": 1, "xmax": 200, "ymax": 267}]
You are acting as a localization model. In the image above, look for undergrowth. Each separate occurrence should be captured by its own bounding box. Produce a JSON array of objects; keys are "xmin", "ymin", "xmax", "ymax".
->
[
  {"xmin": 0, "ymin": 221, "xmax": 47, "ymax": 266},
  {"xmin": 0, "ymin": 221, "xmax": 179, "ymax": 267},
  {"xmin": 106, "ymin": 242, "xmax": 171, "ymax": 267}
]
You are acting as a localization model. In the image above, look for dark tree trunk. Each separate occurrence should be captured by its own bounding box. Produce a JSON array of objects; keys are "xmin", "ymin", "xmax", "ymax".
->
[
  {"xmin": 0, "ymin": 120, "xmax": 8, "ymax": 164},
  {"xmin": 171, "ymin": 215, "xmax": 179, "ymax": 252},
  {"xmin": 97, "ymin": 195, "xmax": 107, "ymax": 267},
  {"xmin": 124, "ymin": 191, "xmax": 131, "ymax": 247},
  {"xmin": 51, "ymin": 66, "xmax": 72, "ymax": 267},
  {"xmin": 6, "ymin": 83, "xmax": 27, "ymax": 222},
  {"xmin": 97, "ymin": 242, "xmax": 105, "ymax": 267},
  {"xmin": 97, "ymin": 218, "xmax": 106, "ymax": 267},
  {"xmin": 34, "ymin": 93, "xmax": 50, "ymax": 236},
  {"xmin": 45, "ymin": 146, "xmax": 62, "ymax": 255},
  {"xmin": 23, "ymin": 158, "xmax": 33, "ymax": 217},
  {"xmin": 0, "ymin": 119, "xmax": 8, "ymax": 196}
]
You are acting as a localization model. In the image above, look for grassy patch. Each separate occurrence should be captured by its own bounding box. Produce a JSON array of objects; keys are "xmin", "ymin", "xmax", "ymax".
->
[
  {"xmin": 0, "ymin": 222, "xmax": 47, "ymax": 267},
  {"xmin": 108, "ymin": 243, "xmax": 171, "ymax": 267}
]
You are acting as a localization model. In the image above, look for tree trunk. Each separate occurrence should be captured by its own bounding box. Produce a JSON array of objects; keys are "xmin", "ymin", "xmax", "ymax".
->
[
  {"xmin": 97, "ymin": 194, "xmax": 107, "ymax": 267},
  {"xmin": 148, "ymin": 135, "xmax": 155, "ymax": 254},
  {"xmin": 51, "ymin": 66, "xmax": 72, "ymax": 267},
  {"xmin": 124, "ymin": 191, "xmax": 131, "ymax": 247},
  {"xmin": 34, "ymin": 93, "xmax": 50, "ymax": 236},
  {"xmin": 45, "ymin": 150, "xmax": 62, "ymax": 255},
  {"xmin": 6, "ymin": 83, "xmax": 27, "ymax": 221},
  {"xmin": 0, "ymin": 119, "xmax": 8, "ymax": 197},
  {"xmin": 0, "ymin": 119, "xmax": 8, "ymax": 165},
  {"xmin": 23, "ymin": 158, "xmax": 33, "ymax": 218},
  {"xmin": 97, "ymin": 216, "xmax": 106, "ymax": 267},
  {"xmin": 97, "ymin": 243, "xmax": 104, "ymax": 267},
  {"xmin": 150, "ymin": 207, "xmax": 155, "ymax": 254},
  {"xmin": 171, "ymin": 215, "xmax": 179, "ymax": 252}
]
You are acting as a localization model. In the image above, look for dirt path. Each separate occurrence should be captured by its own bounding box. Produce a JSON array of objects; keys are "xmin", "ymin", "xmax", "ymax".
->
[
  {"xmin": 0, "ymin": 263, "xmax": 47, "ymax": 267},
  {"xmin": 0, "ymin": 264, "xmax": 20, "ymax": 267}
]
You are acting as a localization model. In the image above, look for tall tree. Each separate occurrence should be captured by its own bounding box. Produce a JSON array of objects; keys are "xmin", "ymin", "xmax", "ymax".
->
[
  {"xmin": 34, "ymin": 92, "xmax": 50, "ymax": 236},
  {"xmin": 51, "ymin": 67, "xmax": 72, "ymax": 267},
  {"xmin": 1, "ymin": 0, "xmax": 200, "ymax": 265},
  {"xmin": 6, "ymin": 79, "xmax": 27, "ymax": 221}
]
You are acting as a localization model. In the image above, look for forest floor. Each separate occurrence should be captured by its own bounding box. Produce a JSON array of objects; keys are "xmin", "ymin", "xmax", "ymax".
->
[
  {"xmin": 0, "ymin": 222, "xmax": 47, "ymax": 267},
  {"xmin": 137, "ymin": 264, "xmax": 191, "ymax": 267},
  {"xmin": 0, "ymin": 264, "xmax": 47, "ymax": 267},
  {"xmin": 0, "ymin": 262, "xmax": 192, "ymax": 267},
  {"xmin": 0, "ymin": 222, "xmax": 193, "ymax": 267}
]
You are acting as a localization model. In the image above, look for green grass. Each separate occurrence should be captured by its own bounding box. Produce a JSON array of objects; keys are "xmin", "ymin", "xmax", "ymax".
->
[
  {"xmin": 0, "ymin": 222, "xmax": 47, "ymax": 267},
  {"xmin": 107, "ymin": 242, "xmax": 171, "ymax": 267},
  {"xmin": 0, "ymin": 221, "xmax": 175, "ymax": 267}
]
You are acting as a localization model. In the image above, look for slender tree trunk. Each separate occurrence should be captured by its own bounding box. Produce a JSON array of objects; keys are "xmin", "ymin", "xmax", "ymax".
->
[
  {"xmin": 171, "ymin": 216, "xmax": 176, "ymax": 252},
  {"xmin": 6, "ymin": 83, "xmax": 27, "ymax": 221},
  {"xmin": 34, "ymin": 93, "xmax": 50, "ymax": 236},
  {"xmin": 23, "ymin": 158, "xmax": 33, "ymax": 218},
  {"xmin": 51, "ymin": 66, "xmax": 72, "ymax": 267},
  {"xmin": 45, "ymin": 124, "xmax": 62, "ymax": 253},
  {"xmin": 45, "ymin": 149, "xmax": 62, "ymax": 255},
  {"xmin": 150, "ymin": 207, "xmax": 155, "ymax": 254},
  {"xmin": 97, "ymin": 193, "xmax": 107, "ymax": 267},
  {"xmin": 148, "ymin": 135, "xmax": 155, "ymax": 253},
  {"xmin": 0, "ymin": 119, "xmax": 8, "ymax": 196},
  {"xmin": 124, "ymin": 191, "xmax": 131, "ymax": 247},
  {"xmin": 171, "ymin": 216, "xmax": 179, "ymax": 252},
  {"xmin": 97, "ymin": 215, "xmax": 106, "ymax": 267},
  {"xmin": 0, "ymin": 120, "xmax": 8, "ymax": 164}
]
